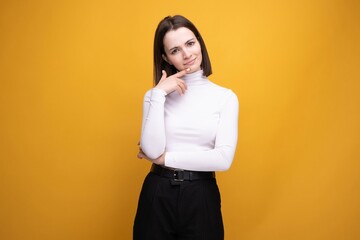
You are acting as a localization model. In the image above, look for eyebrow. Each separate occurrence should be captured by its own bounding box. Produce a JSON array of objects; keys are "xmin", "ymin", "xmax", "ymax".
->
[{"xmin": 167, "ymin": 38, "xmax": 196, "ymax": 52}]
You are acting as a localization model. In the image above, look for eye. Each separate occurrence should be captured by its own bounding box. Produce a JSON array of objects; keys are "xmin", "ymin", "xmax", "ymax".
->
[
  {"xmin": 170, "ymin": 48, "xmax": 179, "ymax": 55},
  {"xmin": 187, "ymin": 41, "xmax": 195, "ymax": 47}
]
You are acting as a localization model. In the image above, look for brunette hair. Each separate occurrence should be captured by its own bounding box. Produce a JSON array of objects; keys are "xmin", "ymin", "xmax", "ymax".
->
[{"xmin": 153, "ymin": 15, "xmax": 212, "ymax": 84}]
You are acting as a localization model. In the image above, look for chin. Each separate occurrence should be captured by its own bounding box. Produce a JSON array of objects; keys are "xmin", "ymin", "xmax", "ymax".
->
[
  {"xmin": 186, "ymin": 65, "xmax": 201, "ymax": 73},
  {"xmin": 186, "ymin": 68, "xmax": 197, "ymax": 74}
]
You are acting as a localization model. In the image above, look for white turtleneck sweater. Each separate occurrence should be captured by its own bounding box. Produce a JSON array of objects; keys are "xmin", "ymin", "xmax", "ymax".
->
[{"xmin": 140, "ymin": 70, "xmax": 239, "ymax": 171}]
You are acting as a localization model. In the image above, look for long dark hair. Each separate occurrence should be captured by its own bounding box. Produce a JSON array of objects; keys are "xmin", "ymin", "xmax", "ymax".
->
[{"xmin": 153, "ymin": 15, "xmax": 212, "ymax": 84}]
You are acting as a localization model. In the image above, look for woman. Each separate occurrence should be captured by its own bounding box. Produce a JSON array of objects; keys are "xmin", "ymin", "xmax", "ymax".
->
[{"xmin": 134, "ymin": 15, "xmax": 239, "ymax": 240}]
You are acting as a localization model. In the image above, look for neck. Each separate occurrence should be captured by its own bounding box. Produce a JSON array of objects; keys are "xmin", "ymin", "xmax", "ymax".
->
[{"xmin": 181, "ymin": 70, "xmax": 209, "ymax": 86}]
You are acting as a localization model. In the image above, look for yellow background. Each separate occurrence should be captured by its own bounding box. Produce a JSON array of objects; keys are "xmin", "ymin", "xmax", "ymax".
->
[{"xmin": 1, "ymin": 0, "xmax": 359, "ymax": 239}]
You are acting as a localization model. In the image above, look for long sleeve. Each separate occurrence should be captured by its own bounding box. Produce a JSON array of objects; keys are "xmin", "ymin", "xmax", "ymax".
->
[
  {"xmin": 139, "ymin": 70, "xmax": 239, "ymax": 172},
  {"xmin": 140, "ymin": 88, "xmax": 167, "ymax": 159},
  {"xmin": 164, "ymin": 91, "xmax": 239, "ymax": 171}
]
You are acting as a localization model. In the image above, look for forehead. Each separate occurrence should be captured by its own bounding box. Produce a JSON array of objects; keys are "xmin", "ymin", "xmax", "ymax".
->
[{"xmin": 163, "ymin": 27, "xmax": 196, "ymax": 49}]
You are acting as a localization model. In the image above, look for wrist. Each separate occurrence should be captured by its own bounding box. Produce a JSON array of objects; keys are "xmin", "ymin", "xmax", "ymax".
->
[{"xmin": 153, "ymin": 87, "xmax": 168, "ymax": 96}]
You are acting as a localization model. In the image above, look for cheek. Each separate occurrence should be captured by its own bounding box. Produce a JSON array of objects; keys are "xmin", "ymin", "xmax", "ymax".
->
[
  {"xmin": 194, "ymin": 45, "xmax": 202, "ymax": 60},
  {"xmin": 168, "ymin": 56, "xmax": 182, "ymax": 67},
  {"xmin": 197, "ymin": 46, "xmax": 202, "ymax": 56}
]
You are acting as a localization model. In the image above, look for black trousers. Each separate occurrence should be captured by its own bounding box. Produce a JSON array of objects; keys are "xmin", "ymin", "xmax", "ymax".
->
[{"xmin": 133, "ymin": 171, "xmax": 224, "ymax": 240}]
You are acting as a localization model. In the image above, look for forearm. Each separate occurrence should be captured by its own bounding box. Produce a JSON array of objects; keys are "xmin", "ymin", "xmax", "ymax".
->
[{"xmin": 165, "ymin": 145, "xmax": 236, "ymax": 171}]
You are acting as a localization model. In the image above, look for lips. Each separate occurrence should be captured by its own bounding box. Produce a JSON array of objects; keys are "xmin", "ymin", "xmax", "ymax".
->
[{"xmin": 184, "ymin": 58, "xmax": 196, "ymax": 66}]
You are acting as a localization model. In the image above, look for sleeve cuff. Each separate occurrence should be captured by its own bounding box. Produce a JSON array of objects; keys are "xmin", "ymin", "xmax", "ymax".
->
[{"xmin": 152, "ymin": 87, "xmax": 167, "ymax": 96}]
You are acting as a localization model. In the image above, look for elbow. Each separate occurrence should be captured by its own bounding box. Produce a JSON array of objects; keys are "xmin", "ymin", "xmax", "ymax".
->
[
  {"xmin": 140, "ymin": 130, "xmax": 166, "ymax": 160},
  {"xmin": 140, "ymin": 140, "xmax": 164, "ymax": 160},
  {"xmin": 216, "ymin": 149, "xmax": 235, "ymax": 171},
  {"xmin": 218, "ymin": 159, "xmax": 232, "ymax": 171}
]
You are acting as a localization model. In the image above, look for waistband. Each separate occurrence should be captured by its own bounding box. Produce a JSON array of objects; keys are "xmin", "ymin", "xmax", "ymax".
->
[{"xmin": 150, "ymin": 164, "xmax": 215, "ymax": 182}]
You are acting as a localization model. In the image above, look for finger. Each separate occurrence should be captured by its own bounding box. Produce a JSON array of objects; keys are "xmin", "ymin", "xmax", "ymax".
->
[
  {"xmin": 177, "ymin": 81, "xmax": 187, "ymax": 94},
  {"xmin": 160, "ymin": 70, "xmax": 167, "ymax": 82},
  {"xmin": 176, "ymin": 85, "xmax": 185, "ymax": 96},
  {"xmin": 137, "ymin": 151, "xmax": 145, "ymax": 159},
  {"xmin": 174, "ymin": 67, "xmax": 191, "ymax": 78},
  {"xmin": 180, "ymin": 80, "xmax": 188, "ymax": 90},
  {"xmin": 176, "ymin": 79, "xmax": 187, "ymax": 89}
]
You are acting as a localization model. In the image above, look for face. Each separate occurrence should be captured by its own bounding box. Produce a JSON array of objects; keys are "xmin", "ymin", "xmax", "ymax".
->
[{"xmin": 162, "ymin": 27, "xmax": 202, "ymax": 73}]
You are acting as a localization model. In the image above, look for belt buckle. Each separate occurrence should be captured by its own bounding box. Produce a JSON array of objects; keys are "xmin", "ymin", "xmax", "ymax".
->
[{"xmin": 173, "ymin": 169, "xmax": 184, "ymax": 182}]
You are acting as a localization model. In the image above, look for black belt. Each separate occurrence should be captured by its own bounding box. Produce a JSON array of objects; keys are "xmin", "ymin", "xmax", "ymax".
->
[{"xmin": 150, "ymin": 164, "xmax": 215, "ymax": 182}]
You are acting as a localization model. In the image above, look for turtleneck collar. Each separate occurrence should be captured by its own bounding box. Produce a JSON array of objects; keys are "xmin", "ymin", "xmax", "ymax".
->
[{"xmin": 181, "ymin": 70, "xmax": 210, "ymax": 86}]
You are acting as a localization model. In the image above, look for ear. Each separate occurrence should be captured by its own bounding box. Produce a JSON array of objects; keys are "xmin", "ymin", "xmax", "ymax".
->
[{"xmin": 162, "ymin": 54, "xmax": 172, "ymax": 65}]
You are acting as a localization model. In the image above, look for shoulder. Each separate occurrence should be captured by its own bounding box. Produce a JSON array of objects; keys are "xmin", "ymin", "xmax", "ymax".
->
[
  {"xmin": 144, "ymin": 89, "xmax": 152, "ymax": 97},
  {"xmin": 209, "ymin": 82, "xmax": 238, "ymax": 102},
  {"xmin": 207, "ymin": 82, "xmax": 239, "ymax": 111},
  {"xmin": 225, "ymin": 89, "xmax": 238, "ymax": 103},
  {"xmin": 222, "ymin": 89, "xmax": 239, "ymax": 110}
]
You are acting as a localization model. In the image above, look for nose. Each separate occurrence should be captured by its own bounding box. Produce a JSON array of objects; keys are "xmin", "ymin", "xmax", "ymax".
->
[{"xmin": 182, "ymin": 48, "xmax": 191, "ymax": 59}]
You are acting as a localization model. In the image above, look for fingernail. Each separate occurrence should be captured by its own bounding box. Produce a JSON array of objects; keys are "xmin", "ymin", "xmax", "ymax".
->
[{"xmin": 186, "ymin": 68, "xmax": 190, "ymax": 71}]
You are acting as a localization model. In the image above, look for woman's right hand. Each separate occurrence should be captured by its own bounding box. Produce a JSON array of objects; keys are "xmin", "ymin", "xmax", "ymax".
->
[{"xmin": 155, "ymin": 68, "xmax": 190, "ymax": 95}]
